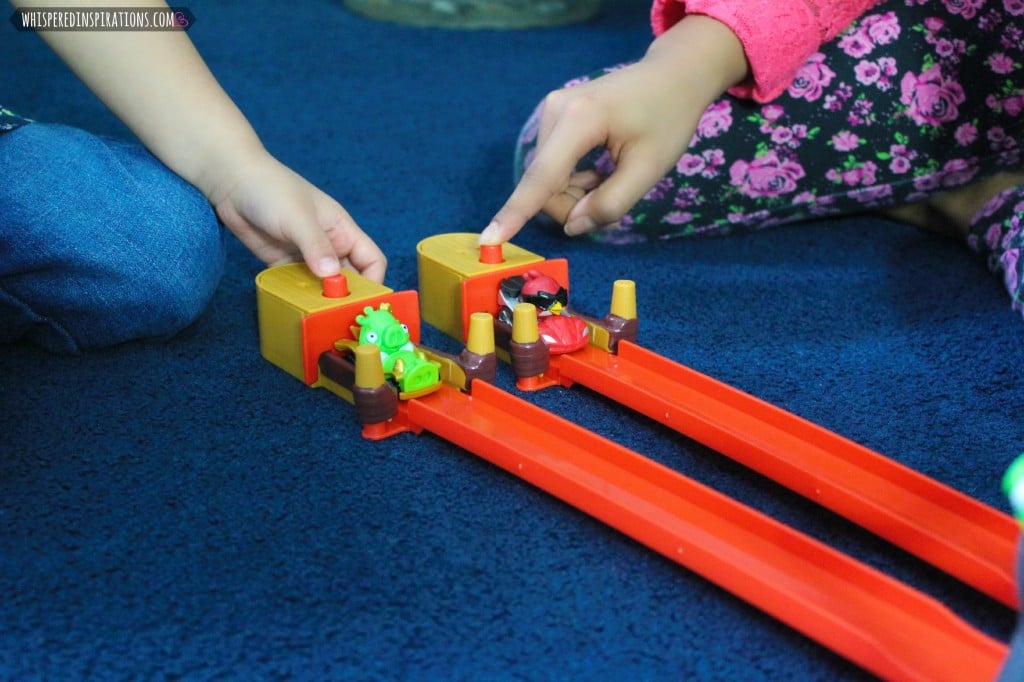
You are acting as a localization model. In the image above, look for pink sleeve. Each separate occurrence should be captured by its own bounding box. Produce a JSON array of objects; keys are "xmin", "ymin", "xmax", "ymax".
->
[{"xmin": 651, "ymin": 0, "xmax": 881, "ymax": 102}]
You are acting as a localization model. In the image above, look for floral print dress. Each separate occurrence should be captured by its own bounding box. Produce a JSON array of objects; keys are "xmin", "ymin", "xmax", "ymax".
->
[{"xmin": 514, "ymin": 0, "xmax": 1024, "ymax": 316}]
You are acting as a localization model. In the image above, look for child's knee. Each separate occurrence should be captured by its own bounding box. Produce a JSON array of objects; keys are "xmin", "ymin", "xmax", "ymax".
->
[
  {"xmin": 116, "ymin": 216, "xmax": 226, "ymax": 343},
  {"xmin": 1, "ymin": 226, "xmax": 224, "ymax": 354},
  {"xmin": 0, "ymin": 123, "xmax": 225, "ymax": 352}
]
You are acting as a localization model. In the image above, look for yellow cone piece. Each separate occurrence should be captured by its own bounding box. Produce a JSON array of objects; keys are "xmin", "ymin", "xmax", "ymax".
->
[
  {"xmin": 512, "ymin": 303, "xmax": 539, "ymax": 344},
  {"xmin": 610, "ymin": 280, "xmax": 637, "ymax": 320},
  {"xmin": 466, "ymin": 312, "xmax": 495, "ymax": 355},
  {"xmin": 354, "ymin": 344, "xmax": 386, "ymax": 389}
]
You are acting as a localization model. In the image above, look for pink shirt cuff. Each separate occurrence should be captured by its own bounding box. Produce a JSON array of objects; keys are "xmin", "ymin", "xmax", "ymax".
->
[{"xmin": 650, "ymin": 0, "xmax": 876, "ymax": 102}]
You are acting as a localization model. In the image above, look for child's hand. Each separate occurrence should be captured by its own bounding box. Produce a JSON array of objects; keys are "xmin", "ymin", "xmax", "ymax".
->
[
  {"xmin": 482, "ymin": 60, "xmax": 703, "ymax": 243},
  {"xmin": 208, "ymin": 149, "xmax": 387, "ymax": 282},
  {"xmin": 19, "ymin": 1, "xmax": 387, "ymax": 283},
  {"xmin": 479, "ymin": 15, "xmax": 748, "ymax": 245}
]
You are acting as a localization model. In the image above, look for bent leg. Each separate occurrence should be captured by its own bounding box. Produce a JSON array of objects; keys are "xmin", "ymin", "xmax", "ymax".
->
[
  {"xmin": 515, "ymin": 0, "xmax": 1024, "ymax": 314},
  {"xmin": 0, "ymin": 123, "xmax": 225, "ymax": 353},
  {"xmin": 515, "ymin": 0, "xmax": 1024, "ymax": 241},
  {"xmin": 968, "ymin": 186, "xmax": 1024, "ymax": 318}
]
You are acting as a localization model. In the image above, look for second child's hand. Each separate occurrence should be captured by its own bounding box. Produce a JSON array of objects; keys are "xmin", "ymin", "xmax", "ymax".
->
[{"xmin": 479, "ymin": 14, "xmax": 748, "ymax": 246}]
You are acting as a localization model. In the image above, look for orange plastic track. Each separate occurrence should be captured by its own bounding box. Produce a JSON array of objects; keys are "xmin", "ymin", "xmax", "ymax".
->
[
  {"xmin": 407, "ymin": 380, "xmax": 1008, "ymax": 681},
  {"xmin": 550, "ymin": 341, "xmax": 1019, "ymax": 609}
]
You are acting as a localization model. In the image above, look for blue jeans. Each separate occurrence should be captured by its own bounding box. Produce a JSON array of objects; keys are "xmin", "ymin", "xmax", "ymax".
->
[{"xmin": 0, "ymin": 123, "xmax": 225, "ymax": 353}]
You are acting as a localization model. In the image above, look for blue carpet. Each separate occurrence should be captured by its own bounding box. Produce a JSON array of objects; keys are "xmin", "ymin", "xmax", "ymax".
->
[{"xmin": 2, "ymin": 1, "xmax": 1023, "ymax": 679}]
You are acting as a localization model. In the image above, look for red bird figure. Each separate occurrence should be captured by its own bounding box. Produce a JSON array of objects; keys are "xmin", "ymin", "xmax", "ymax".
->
[{"xmin": 497, "ymin": 270, "xmax": 589, "ymax": 354}]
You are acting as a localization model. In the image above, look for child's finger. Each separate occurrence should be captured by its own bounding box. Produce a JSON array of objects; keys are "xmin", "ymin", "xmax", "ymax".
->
[
  {"xmin": 563, "ymin": 143, "xmax": 667, "ymax": 235},
  {"xmin": 315, "ymin": 198, "xmax": 387, "ymax": 283},
  {"xmin": 481, "ymin": 115, "xmax": 602, "ymax": 245},
  {"xmin": 342, "ymin": 232, "xmax": 388, "ymax": 283},
  {"xmin": 541, "ymin": 174, "xmax": 596, "ymax": 224},
  {"xmin": 287, "ymin": 213, "xmax": 343, "ymax": 278}
]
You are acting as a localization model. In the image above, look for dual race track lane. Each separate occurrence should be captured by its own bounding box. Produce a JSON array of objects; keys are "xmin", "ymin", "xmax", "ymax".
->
[{"xmin": 391, "ymin": 339, "xmax": 1015, "ymax": 681}]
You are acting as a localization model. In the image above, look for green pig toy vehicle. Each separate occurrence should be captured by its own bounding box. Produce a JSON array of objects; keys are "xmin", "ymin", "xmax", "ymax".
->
[{"xmin": 354, "ymin": 303, "xmax": 441, "ymax": 395}]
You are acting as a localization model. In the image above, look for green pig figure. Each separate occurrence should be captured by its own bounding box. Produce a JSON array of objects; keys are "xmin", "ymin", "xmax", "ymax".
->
[{"xmin": 354, "ymin": 303, "xmax": 440, "ymax": 394}]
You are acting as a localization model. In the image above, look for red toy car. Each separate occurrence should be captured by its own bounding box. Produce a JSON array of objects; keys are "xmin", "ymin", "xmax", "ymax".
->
[{"xmin": 497, "ymin": 270, "xmax": 589, "ymax": 354}]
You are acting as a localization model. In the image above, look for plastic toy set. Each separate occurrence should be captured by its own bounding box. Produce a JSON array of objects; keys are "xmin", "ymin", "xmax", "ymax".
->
[{"xmin": 257, "ymin": 233, "xmax": 1019, "ymax": 681}]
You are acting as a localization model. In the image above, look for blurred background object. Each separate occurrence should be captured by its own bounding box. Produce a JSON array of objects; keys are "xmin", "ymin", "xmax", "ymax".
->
[{"xmin": 341, "ymin": 0, "xmax": 603, "ymax": 28}]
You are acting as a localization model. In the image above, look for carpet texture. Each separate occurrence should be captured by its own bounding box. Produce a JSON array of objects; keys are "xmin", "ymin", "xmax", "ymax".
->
[{"xmin": 2, "ymin": 1, "xmax": 1023, "ymax": 679}]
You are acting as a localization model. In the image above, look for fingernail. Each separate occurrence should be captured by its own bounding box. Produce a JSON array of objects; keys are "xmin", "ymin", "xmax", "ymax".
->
[
  {"xmin": 317, "ymin": 257, "xmax": 341, "ymax": 277},
  {"xmin": 478, "ymin": 221, "xmax": 500, "ymax": 245},
  {"xmin": 564, "ymin": 216, "xmax": 596, "ymax": 236}
]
